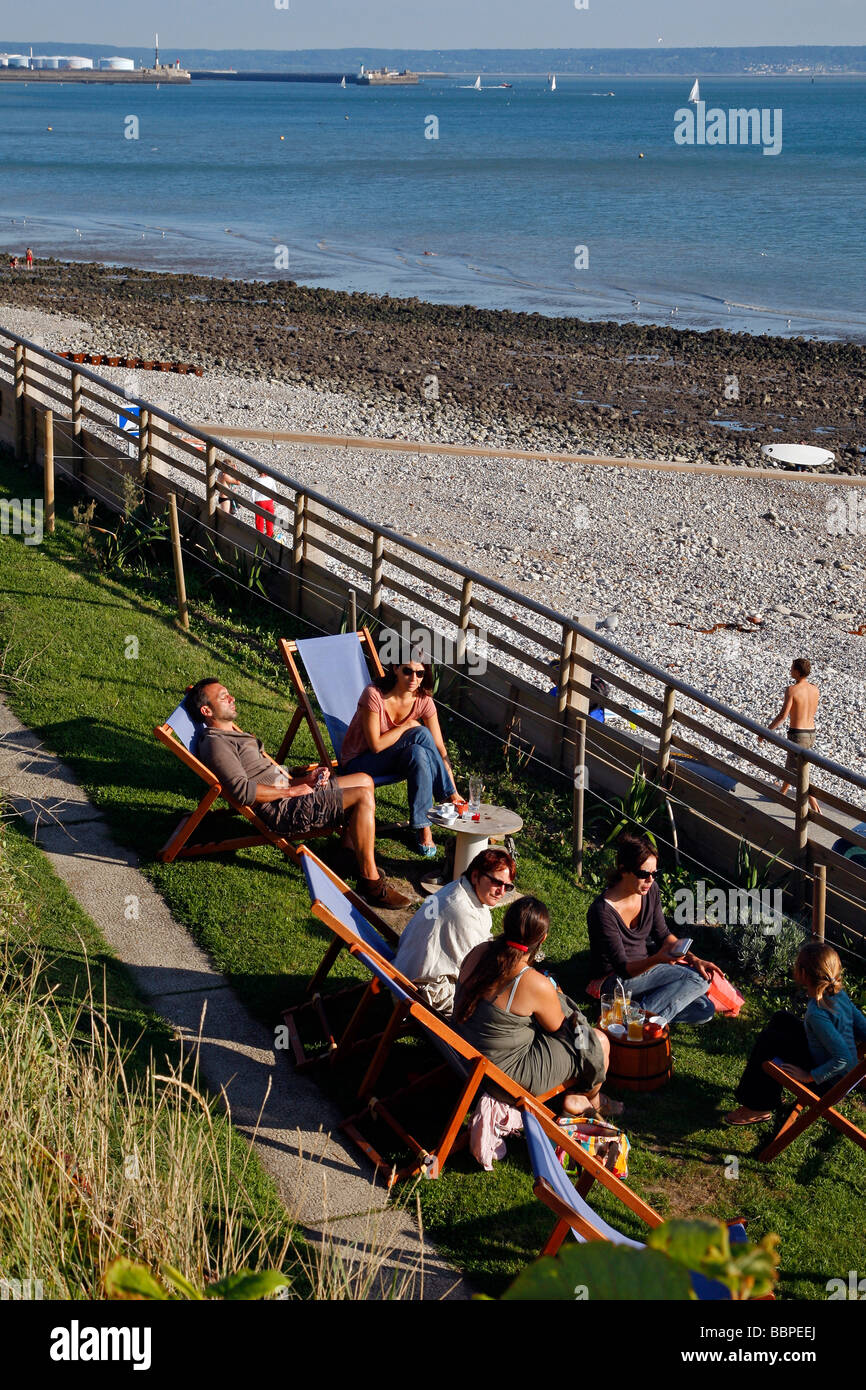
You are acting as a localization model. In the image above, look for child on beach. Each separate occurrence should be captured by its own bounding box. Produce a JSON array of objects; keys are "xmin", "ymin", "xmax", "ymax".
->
[{"xmin": 724, "ymin": 940, "xmax": 866, "ymax": 1125}]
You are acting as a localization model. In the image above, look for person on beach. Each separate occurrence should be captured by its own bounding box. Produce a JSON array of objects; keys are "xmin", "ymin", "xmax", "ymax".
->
[
  {"xmin": 758, "ymin": 657, "xmax": 820, "ymax": 814},
  {"xmin": 394, "ymin": 846, "xmax": 516, "ymax": 1015},
  {"xmin": 25, "ymin": 247, "xmax": 33, "ymax": 269},
  {"xmin": 253, "ymin": 472, "xmax": 275, "ymax": 538},
  {"xmin": 186, "ymin": 677, "xmax": 410, "ymax": 910},
  {"xmin": 724, "ymin": 941, "xmax": 866, "ymax": 1126},
  {"xmin": 339, "ymin": 642, "xmax": 462, "ymax": 858},
  {"xmin": 587, "ymin": 830, "xmax": 717, "ymax": 1026},
  {"xmin": 454, "ymin": 896, "xmax": 617, "ymax": 1116},
  {"xmin": 216, "ymin": 464, "xmax": 239, "ymax": 516}
]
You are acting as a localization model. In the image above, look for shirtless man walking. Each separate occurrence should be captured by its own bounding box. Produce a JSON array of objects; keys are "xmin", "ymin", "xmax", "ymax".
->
[{"xmin": 759, "ymin": 657, "xmax": 820, "ymax": 814}]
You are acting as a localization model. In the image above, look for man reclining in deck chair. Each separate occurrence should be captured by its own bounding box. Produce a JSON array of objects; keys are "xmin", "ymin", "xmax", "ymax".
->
[{"xmin": 186, "ymin": 678, "xmax": 410, "ymax": 909}]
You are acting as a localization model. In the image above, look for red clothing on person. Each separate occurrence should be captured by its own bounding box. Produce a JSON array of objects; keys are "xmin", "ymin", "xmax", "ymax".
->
[
  {"xmin": 254, "ymin": 495, "xmax": 275, "ymax": 538},
  {"xmin": 340, "ymin": 684, "xmax": 436, "ymax": 766}
]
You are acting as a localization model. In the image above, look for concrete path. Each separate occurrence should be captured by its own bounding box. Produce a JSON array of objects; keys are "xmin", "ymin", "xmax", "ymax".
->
[{"xmin": 0, "ymin": 697, "xmax": 467, "ymax": 1300}]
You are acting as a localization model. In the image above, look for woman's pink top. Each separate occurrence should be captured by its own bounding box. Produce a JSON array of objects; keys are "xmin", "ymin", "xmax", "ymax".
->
[{"xmin": 340, "ymin": 684, "xmax": 436, "ymax": 765}]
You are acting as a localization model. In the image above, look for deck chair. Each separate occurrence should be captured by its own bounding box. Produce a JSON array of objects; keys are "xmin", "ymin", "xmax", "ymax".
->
[
  {"xmin": 758, "ymin": 1045, "xmax": 866, "ymax": 1163},
  {"xmin": 523, "ymin": 1110, "xmax": 754, "ymax": 1301},
  {"xmin": 275, "ymin": 630, "xmax": 400, "ymax": 789},
  {"xmin": 154, "ymin": 700, "xmax": 306, "ymax": 864},
  {"xmin": 281, "ymin": 847, "xmax": 403, "ymax": 1068}
]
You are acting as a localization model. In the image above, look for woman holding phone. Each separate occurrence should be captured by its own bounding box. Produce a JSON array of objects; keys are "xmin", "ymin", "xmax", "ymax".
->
[{"xmin": 587, "ymin": 830, "xmax": 717, "ymax": 1026}]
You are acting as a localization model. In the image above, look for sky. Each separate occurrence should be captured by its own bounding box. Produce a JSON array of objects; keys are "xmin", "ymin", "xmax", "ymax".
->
[{"xmin": 8, "ymin": 0, "xmax": 865, "ymax": 52}]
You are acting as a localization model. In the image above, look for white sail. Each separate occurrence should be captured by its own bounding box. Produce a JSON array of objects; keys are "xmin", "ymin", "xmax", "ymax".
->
[
  {"xmin": 689, "ymin": 78, "xmax": 700, "ymax": 103},
  {"xmin": 473, "ymin": 74, "xmax": 481, "ymax": 90},
  {"xmin": 550, "ymin": 74, "xmax": 557, "ymax": 91},
  {"xmin": 340, "ymin": 75, "xmax": 346, "ymax": 88}
]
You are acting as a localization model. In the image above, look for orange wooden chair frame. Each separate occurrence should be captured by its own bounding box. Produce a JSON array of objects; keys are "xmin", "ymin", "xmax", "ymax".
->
[
  {"xmin": 758, "ymin": 1044, "xmax": 866, "ymax": 1162},
  {"xmin": 275, "ymin": 628, "xmax": 385, "ymax": 768}
]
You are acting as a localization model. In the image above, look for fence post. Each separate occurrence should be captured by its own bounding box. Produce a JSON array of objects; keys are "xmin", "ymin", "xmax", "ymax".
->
[
  {"xmin": 370, "ymin": 529, "xmax": 385, "ymax": 618},
  {"xmin": 794, "ymin": 752, "xmax": 811, "ymax": 907},
  {"xmin": 290, "ymin": 491, "xmax": 306, "ymax": 616},
  {"xmin": 205, "ymin": 443, "xmax": 218, "ymax": 517},
  {"xmin": 555, "ymin": 625, "xmax": 574, "ymax": 770},
  {"xmin": 43, "ymin": 409, "xmax": 55, "ymax": 535},
  {"xmin": 348, "ymin": 588, "xmax": 357, "ymax": 632},
  {"xmin": 71, "ymin": 369, "xmax": 82, "ymax": 472},
  {"xmin": 812, "ymin": 863, "xmax": 826, "ymax": 942},
  {"xmin": 14, "ymin": 344, "xmax": 26, "ymax": 462},
  {"xmin": 657, "ymin": 684, "xmax": 677, "ymax": 780},
  {"xmin": 167, "ymin": 492, "xmax": 189, "ymax": 632},
  {"xmin": 138, "ymin": 408, "xmax": 150, "ymax": 482},
  {"xmin": 572, "ymin": 714, "xmax": 587, "ymax": 877},
  {"xmin": 455, "ymin": 576, "xmax": 474, "ymax": 709}
]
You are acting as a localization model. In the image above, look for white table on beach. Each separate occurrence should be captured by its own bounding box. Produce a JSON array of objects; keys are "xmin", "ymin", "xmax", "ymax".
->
[{"xmin": 426, "ymin": 802, "xmax": 524, "ymax": 884}]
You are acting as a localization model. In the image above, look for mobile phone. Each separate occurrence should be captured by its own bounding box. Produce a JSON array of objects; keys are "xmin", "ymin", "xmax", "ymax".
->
[{"xmin": 671, "ymin": 937, "xmax": 693, "ymax": 956}]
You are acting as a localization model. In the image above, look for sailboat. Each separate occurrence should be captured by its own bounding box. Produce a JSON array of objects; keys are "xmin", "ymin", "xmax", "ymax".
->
[
  {"xmin": 474, "ymin": 74, "xmax": 482, "ymax": 90},
  {"xmin": 688, "ymin": 78, "xmax": 700, "ymax": 103},
  {"xmin": 340, "ymin": 75, "xmax": 346, "ymax": 88},
  {"xmin": 550, "ymin": 74, "xmax": 557, "ymax": 91}
]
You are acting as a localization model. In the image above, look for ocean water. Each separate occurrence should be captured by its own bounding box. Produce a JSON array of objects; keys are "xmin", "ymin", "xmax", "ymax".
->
[{"xmin": 1, "ymin": 74, "xmax": 865, "ymax": 339}]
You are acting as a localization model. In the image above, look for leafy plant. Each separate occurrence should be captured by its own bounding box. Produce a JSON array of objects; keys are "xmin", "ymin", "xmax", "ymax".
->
[
  {"xmin": 592, "ymin": 765, "xmax": 668, "ymax": 850},
  {"xmin": 105, "ymin": 1257, "xmax": 290, "ymax": 1301},
  {"xmin": 494, "ymin": 1219, "xmax": 779, "ymax": 1302}
]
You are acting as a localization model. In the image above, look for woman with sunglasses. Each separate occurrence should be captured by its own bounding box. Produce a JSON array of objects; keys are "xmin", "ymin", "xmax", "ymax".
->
[
  {"xmin": 340, "ymin": 645, "xmax": 462, "ymax": 856},
  {"xmin": 394, "ymin": 847, "xmax": 517, "ymax": 1015},
  {"xmin": 454, "ymin": 896, "xmax": 614, "ymax": 1114},
  {"xmin": 587, "ymin": 830, "xmax": 717, "ymax": 1026}
]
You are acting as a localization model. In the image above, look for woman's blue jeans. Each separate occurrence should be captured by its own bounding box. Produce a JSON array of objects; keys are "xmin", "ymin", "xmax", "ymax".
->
[
  {"xmin": 610, "ymin": 963, "xmax": 715, "ymax": 1026},
  {"xmin": 342, "ymin": 726, "xmax": 456, "ymax": 830}
]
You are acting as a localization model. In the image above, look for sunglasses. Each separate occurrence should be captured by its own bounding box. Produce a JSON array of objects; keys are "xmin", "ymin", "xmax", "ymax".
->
[
  {"xmin": 401, "ymin": 666, "xmax": 425, "ymax": 678},
  {"xmin": 635, "ymin": 870, "xmax": 659, "ymax": 881},
  {"xmin": 482, "ymin": 874, "xmax": 515, "ymax": 892}
]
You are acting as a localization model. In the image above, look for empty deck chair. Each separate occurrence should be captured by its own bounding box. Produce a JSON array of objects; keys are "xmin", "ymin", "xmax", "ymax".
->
[
  {"xmin": 281, "ymin": 848, "xmax": 403, "ymax": 1067},
  {"xmin": 276, "ymin": 630, "xmax": 399, "ymax": 789},
  {"xmin": 758, "ymin": 1046, "xmax": 866, "ymax": 1163},
  {"xmin": 523, "ymin": 1109, "xmax": 752, "ymax": 1301}
]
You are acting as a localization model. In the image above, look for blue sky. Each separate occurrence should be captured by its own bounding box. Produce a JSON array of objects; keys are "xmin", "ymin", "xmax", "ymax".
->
[{"xmin": 8, "ymin": 0, "xmax": 865, "ymax": 51}]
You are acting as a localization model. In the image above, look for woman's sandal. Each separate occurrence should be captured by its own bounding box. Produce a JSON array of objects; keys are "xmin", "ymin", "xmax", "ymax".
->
[{"xmin": 724, "ymin": 1108, "xmax": 773, "ymax": 1126}]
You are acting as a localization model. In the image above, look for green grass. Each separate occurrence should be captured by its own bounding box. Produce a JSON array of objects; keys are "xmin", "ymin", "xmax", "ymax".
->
[{"xmin": 1, "ymin": 449, "xmax": 864, "ymax": 1300}]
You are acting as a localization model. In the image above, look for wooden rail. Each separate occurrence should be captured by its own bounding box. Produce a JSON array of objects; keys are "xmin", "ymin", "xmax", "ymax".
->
[{"xmin": 2, "ymin": 325, "xmax": 866, "ymax": 950}]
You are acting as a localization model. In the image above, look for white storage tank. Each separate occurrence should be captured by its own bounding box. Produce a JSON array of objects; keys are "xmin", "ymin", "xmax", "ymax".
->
[
  {"xmin": 62, "ymin": 56, "xmax": 94, "ymax": 70},
  {"xmin": 7, "ymin": 56, "xmax": 31, "ymax": 68},
  {"xmin": 100, "ymin": 57, "xmax": 135, "ymax": 71}
]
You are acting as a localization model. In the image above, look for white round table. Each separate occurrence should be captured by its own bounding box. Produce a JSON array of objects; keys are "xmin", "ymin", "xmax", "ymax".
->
[{"xmin": 427, "ymin": 802, "xmax": 524, "ymax": 881}]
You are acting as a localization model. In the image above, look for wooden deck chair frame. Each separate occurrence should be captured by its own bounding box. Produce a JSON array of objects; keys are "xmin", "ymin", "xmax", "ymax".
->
[
  {"xmin": 154, "ymin": 720, "xmax": 309, "ymax": 865},
  {"xmin": 276, "ymin": 628, "xmax": 385, "ymax": 768},
  {"xmin": 280, "ymin": 848, "xmax": 403, "ymax": 1069},
  {"xmin": 758, "ymin": 1044, "xmax": 866, "ymax": 1163}
]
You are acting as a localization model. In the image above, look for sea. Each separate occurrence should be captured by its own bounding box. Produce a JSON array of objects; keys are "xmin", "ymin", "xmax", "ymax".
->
[{"xmin": 1, "ymin": 74, "xmax": 865, "ymax": 340}]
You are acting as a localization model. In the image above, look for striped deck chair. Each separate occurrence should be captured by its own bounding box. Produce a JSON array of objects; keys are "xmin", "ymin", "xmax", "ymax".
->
[
  {"xmin": 154, "ymin": 699, "xmax": 304, "ymax": 864},
  {"xmin": 523, "ymin": 1109, "xmax": 757, "ymax": 1301},
  {"xmin": 275, "ymin": 630, "xmax": 400, "ymax": 789},
  {"xmin": 758, "ymin": 1045, "xmax": 866, "ymax": 1163}
]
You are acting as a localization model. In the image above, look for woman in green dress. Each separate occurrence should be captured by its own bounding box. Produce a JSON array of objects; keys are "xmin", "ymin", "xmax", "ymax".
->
[{"xmin": 453, "ymin": 896, "xmax": 616, "ymax": 1115}]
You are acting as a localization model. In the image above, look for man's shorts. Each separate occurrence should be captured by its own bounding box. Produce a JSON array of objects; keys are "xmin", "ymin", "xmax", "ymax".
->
[
  {"xmin": 785, "ymin": 728, "xmax": 815, "ymax": 774},
  {"xmin": 261, "ymin": 782, "xmax": 344, "ymax": 838}
]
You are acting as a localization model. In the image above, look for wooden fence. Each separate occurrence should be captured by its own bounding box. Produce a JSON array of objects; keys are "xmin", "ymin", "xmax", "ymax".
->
[{"xmin": 2, "ymin": 325, "xmax": 866, "ymax": 956}]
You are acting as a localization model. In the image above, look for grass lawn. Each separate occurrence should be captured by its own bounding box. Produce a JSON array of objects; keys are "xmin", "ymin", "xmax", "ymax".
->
[{"xmin": 1, "ymin": 450, "xmax": 864, "ymax": 1299}]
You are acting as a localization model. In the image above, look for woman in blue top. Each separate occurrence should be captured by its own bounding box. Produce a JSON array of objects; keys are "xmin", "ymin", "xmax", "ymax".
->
[{"xmin": 725, "ymin": 941, "xmax": 866, "ymax": 1125}]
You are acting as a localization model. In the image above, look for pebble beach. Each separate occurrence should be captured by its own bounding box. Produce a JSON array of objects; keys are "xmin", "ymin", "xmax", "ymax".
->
[{"xmin": 2, "ymin": 263, "xmax": 865, "ymax": 796}]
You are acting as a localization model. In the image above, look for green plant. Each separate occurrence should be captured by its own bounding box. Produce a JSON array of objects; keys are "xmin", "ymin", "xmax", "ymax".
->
[
  {"xmin": 105, "ymin": 1257, "xmax": 289, "ymax": 1301},
  {"xmin": 593, "ymin": 765, "xmax": 668, "ymax": 850},
  {"xmin": 494, "ymin": 1219, "xmax": 779, "ymax": 1302}
]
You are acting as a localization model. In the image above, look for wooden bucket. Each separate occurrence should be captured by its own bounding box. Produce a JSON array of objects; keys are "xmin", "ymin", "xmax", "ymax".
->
[{"xmin": 606, "ymin": 1029, "xmax": 672, "ymax": 1092}]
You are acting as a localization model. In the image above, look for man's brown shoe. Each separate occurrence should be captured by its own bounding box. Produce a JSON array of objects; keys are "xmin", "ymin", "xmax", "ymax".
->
[{"xmin": 357, "ymin": 873, "xmax": 411, "ymax": 910}]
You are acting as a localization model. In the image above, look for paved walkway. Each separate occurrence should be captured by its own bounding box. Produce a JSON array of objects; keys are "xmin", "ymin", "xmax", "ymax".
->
[{"xmin": 0, "ymin": 698, "xmax": 467, "ymax": 1300}]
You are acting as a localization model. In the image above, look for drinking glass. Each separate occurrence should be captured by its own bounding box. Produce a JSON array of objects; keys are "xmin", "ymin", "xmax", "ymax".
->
[
  {"xmin": 468, "ymin": 776, "xmax": 484, "ymax": 817},
  {"xmin": 600, "ymin": 987, "xmax": 616, "ymax": 1029},
  {"xmin": 626, "ymin": 1004, "xmax": 644, "ymax": 1042}
]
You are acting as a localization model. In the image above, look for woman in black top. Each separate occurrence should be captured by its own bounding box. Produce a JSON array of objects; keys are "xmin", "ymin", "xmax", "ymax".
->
[{"xmin": 587, "ymin": 831, "xmax": 717, "ymax": 1026}]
